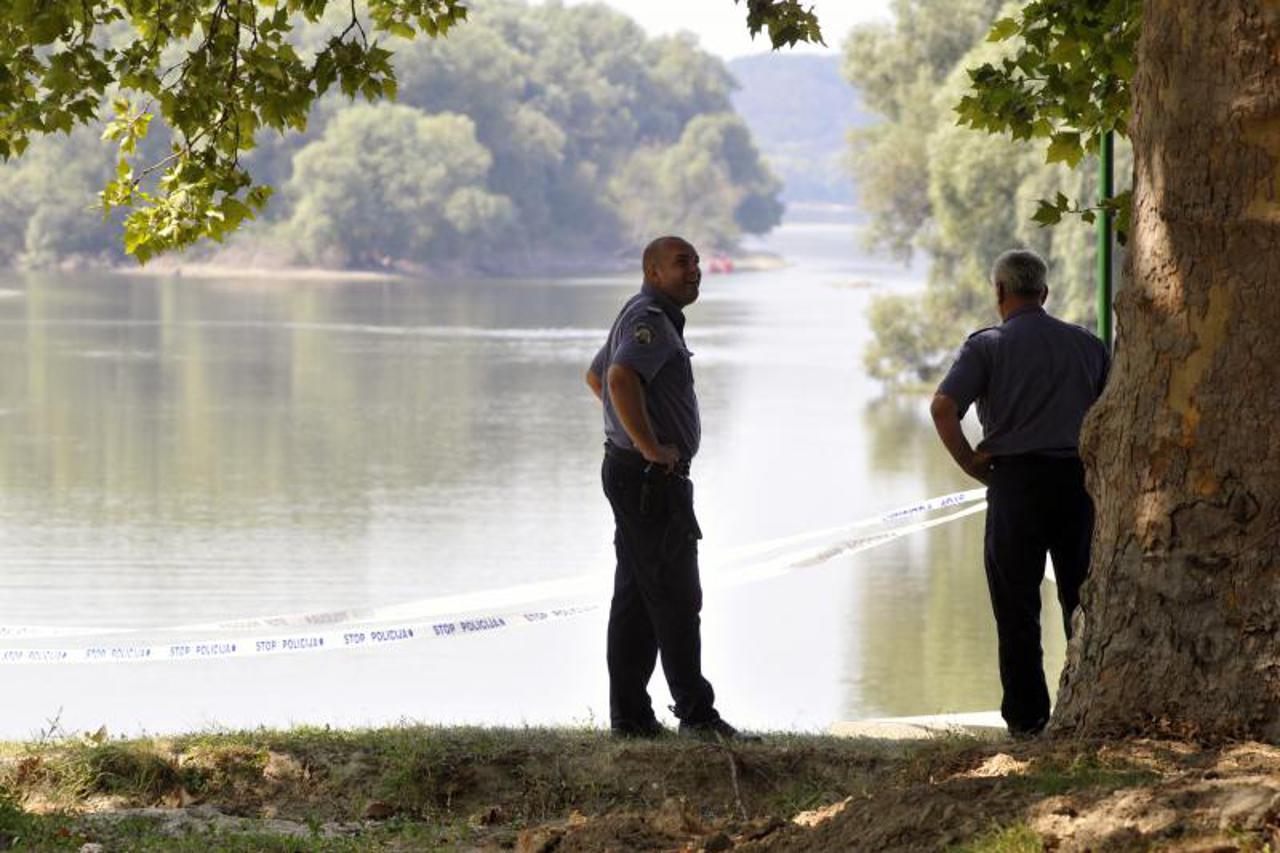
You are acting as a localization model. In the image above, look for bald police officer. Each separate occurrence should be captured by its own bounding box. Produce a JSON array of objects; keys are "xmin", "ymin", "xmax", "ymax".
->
[
  {"xmin": 931, "ymin": 249, "xmax": 1109, "ymax": 738},
  {"xmin": 586, "ymin": 235, "xmax": 751, "ymax": 742}
]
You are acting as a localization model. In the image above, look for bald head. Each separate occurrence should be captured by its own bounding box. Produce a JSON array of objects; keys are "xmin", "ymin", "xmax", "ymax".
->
[
  {"xmin": 642, "ymin": 236, "xmax": 690, "ymax": 279},
  {"xmin": 642, "ymin": 235, "xmax": 701, "ymax": 307}
]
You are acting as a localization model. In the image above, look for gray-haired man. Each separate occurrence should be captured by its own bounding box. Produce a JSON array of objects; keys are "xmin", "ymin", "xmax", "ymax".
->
[{"xmin": 930, "ymin": 249, "xmax": 1109, "ymax": 738}]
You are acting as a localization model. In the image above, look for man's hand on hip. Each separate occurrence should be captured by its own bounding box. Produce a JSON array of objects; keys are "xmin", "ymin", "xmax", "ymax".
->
[
  {"xmin": 931, "ymin": 392, "xmax": 993, "ymax": 485},
  {"xmin": 962, "ymin": 450, "xmax": 994, "ymax": 485},
  {"xmin": 639, "ymin": 442, "xmax": 681, "ymax": 473}
]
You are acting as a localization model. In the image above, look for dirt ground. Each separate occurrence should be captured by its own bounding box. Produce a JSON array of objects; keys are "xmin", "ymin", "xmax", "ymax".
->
[
  {"xmin": 4, "ymin": 728, "xmax": 1280, "ymax": 851},
  {"xmin": 496, "ymin": 738, "xmax": 1280, "ymax": 852}
]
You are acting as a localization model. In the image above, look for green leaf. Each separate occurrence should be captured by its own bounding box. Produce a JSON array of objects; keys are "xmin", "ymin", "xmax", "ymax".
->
[
  {"xmin": 123, "ymin": 224, "xmax": 149, "ymax": 255},
  {"xmin": 1046, "ymin": 133, "xmax": 1084, "ymax": 167},
  {"xmin": 1048, "ymin": 38, "xmax": 1080, "ymax": 65},
  {"xmin": 1111, "ymin": 52, "xmax": 1137, "ymax": 80},
  {"xmin": 988, "ymin": 17, "xmax": 1020, "ymax": 42},
  {"xmin": 1032, "ymin": 200, "xmax": 1064, "ymax": 227}
]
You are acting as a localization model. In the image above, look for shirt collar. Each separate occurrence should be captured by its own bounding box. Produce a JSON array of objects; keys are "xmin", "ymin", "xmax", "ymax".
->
[
  {"xmin": 641, "ymin": 281, "xmax": 686, "ymax": 334},
  {"xmin": 1003, "ymin": 304, "xmax": 1046, "ymax": 323}
]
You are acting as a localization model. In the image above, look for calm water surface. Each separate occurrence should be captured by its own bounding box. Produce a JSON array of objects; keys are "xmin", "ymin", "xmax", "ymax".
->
[{"xmin": 0, "ymin": 215, "xmax": 1066, "ymax": 738}]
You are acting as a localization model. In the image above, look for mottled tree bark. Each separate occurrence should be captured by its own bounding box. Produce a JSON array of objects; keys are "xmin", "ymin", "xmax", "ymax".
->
[{"xmin": 1052, "ymin": 1, "xmax": 1280, "ymax": 739}]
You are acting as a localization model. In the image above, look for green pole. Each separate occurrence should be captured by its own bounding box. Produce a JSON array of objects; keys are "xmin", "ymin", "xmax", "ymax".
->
[{"xmin": 1097, "ymin": 130, "xmax": 1115, "ymax": 349}]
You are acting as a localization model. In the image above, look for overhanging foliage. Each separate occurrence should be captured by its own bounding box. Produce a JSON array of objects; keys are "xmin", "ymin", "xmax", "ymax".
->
[
  {"xmin": 954, "ymin": 0, "xmax": 1141, "ymax": 238},
  {"xmin": 0, "ymin": 0, "xmax": 823, "ymax": 263}
]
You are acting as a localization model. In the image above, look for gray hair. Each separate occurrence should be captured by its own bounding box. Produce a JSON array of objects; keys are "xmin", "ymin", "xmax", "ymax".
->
[{"xmin": 991, "ymin": 249, "xmax": 1048, "ymax": 298}]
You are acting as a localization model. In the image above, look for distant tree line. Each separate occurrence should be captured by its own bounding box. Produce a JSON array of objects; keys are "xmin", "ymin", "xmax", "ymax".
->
[
  {"xmin": 0, "ymin": 0, "xmax": 781, "ymax": 272},
  {"xmin": 843, "ymin": 0, "xmax": 1132, "ymax": 386}
]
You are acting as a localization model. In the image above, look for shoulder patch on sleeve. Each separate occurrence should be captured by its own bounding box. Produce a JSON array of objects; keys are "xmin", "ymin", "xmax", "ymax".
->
[{"xmin": 633, "ymin": 323, "xmax": 655, "ymax": 345}]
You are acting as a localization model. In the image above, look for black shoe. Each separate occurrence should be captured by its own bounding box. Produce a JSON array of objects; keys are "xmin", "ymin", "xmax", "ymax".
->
[
  {"xmin": 678, "ymin": 717, "xmax": 761, "ymax": 743},
  {"xmin": 1008, "ymin": 719, "xmax": 1047, "ymax": 741},
  {"xmin": 612, "ymin": 719, "xmax": 669, "ymax": 739}
]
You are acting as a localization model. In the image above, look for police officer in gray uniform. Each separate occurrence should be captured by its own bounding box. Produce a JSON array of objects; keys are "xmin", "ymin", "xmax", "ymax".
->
[
  {"xmin": 931, "ymin": 249, "xmax": 1109, "ymax": 738},
  {"xmin": 586, "ymin": 235, "xmax": 750, "ymax": 741}
]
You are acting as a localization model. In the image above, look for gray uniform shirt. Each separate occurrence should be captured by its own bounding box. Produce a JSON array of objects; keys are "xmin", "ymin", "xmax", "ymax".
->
[
  {"xmin": 590, "ymin": 283, "xmax": 701, "ymax": 460},
  {"xmin": 938, "ymin": 305, "xmax": 1109, "ymax": 458}
]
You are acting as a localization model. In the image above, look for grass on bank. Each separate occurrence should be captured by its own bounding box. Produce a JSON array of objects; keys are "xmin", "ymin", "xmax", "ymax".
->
[
  {"xmin": 0, "ymin": 724, "xmax": 1239, "ymax": 851},
  {"xmin": 1, "ymin": 725, "xmax": 894, "ymax": 815},
  {"xmin": 1014, "ymin": 753, "xmax": 1158, "ymax": 796},
  {"xmin": 950, "ymin": 822, "xmax": 1044, "ymax": 853},
  {"xmin": 1, "ymin": 725, "xmax": 897, "ymax": 850}
]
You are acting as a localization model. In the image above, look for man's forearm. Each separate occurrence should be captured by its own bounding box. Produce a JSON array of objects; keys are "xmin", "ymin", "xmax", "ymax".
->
[
  {"xmin": 931, "ymin": 393, "xmax": 991, "ymax": 483},
  {"xmin": 935, "ymin": 414, "xmax": 978, "ymax": 469},
  {"xmin": 607, "ymin": 364, "xmax": 660, "ymax": 455}
]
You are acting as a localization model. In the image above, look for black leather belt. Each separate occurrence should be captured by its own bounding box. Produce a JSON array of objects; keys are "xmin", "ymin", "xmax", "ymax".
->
[
  {"xmin": 992, "ymin": 453, "xmax": 1081, "ymax": 466},
  {"xmin": 604, "ymin": 441, "xmax": 691, "ymax": 477}
]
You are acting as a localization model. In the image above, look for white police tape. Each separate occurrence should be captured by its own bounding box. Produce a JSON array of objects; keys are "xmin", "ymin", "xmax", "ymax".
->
[
  {"xmin": 0, "ymin": 487, "xmax": 990, "ymax": 642},
  {"xmin": 0, "ymin": 506, "xmax": 993, "ymax": 666},
  {"xmin": 717, "ymin": 488, "xmax": 987, "ymax": 564},
  {"xmin": 0, "ymin": 489, "xmax": 995, "ymax": 664},
  {"xmin": 0, "ymin": 605, "xmax": 600, "ymax": 666},
  {"xmin": 707, "ymin": 501, "xmax": 988, "ymax": 589},
  {"xmin": 0, "ymin": 576, "xmax": 609, "ymax": 641}
]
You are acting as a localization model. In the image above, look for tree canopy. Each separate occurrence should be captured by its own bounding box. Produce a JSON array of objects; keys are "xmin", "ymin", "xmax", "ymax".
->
[
  {"xmin": 0, "ymin": 0, "xmax": 821, "ymax": 263},
  {"xmin": 955, "ymin": 0, "xmax": 1140, "ymax": 235},
  {"xmin": 2, "ymin": 0, "xmax": 1138, "ymax": 272},
  {"xmin": 0, "ymin": 0, "xmax": 789, "ymax": 270},
  {"xmin": 285, "ymin": 105, "xmax": 511, "ymax": 267}
]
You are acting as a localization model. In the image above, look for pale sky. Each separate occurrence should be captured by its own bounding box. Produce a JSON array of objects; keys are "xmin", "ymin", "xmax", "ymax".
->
[{"xmin": 559, "ymin": 0, "xmax": 894, "ymax": 59}]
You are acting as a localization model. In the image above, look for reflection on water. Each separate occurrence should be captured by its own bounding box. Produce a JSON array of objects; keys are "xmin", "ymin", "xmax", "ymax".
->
[{"xmin": 0, "ymin": 217, "xmax": 1064, "ymax": 737}]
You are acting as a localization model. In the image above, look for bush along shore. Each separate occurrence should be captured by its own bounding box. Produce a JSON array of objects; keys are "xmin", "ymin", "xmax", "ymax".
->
[{"xmin": 2, "ymin": 725, "xmax": 1280, "ymax": 851}]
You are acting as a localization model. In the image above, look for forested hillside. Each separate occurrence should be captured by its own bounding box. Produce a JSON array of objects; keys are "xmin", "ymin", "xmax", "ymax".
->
[
  {"xmin": 0, "ymin": 0, "xmax": 781, "ymax": 272},
  {"xmin": 728, "ymin": 53, "xmax": 871, "ymax": 206}
]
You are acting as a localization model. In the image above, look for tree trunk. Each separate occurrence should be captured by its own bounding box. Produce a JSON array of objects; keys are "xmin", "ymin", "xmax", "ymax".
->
[{"xmin": 1052, "ymin": 1, "xmax": 1280, "ymax": 739}]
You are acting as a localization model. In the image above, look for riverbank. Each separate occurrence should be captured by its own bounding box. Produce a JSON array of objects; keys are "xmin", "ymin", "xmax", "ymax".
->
[
  {"xmin": 102, "ymin": 250, "xmax": 785, "ymax": 282},
  {"xmin": 3, "ymin": 725, "xmax": 1277, "ymax": 851}
]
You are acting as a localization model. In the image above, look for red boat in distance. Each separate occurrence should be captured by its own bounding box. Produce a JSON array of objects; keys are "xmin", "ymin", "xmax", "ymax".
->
[{"xmin": 707, "ymin": 252, "xmax": 735, "ymax": 274}]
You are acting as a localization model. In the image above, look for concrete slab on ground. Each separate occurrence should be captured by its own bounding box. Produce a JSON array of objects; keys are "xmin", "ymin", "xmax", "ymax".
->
[{"xmin": 828, "ymin": 710, "xmax": 1007, "ymax": 741}]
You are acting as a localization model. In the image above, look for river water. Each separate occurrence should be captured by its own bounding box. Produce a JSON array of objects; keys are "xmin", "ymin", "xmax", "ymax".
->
[{"xmin": 0, "ymin": 212, "xmax": 1066, "ymax": 738}]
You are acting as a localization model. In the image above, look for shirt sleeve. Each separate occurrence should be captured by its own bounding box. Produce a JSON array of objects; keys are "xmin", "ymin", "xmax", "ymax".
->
[
  {"xmin": 937, "ymin": 335, "xmax": 990, "ymax": 418},
  {"xmin": 610, "ymin": 312, "xmax": 678, "ymax": 383},
  {"xmin": 588, "ymin": 343, "xmax": 607, "ymax": 379}
]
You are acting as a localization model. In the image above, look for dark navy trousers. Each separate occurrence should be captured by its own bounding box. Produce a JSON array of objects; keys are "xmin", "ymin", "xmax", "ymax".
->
[
  {"xmin": 601, "ymin": 449, "xmax": 715, "ymax": 730},
  {"xmin": 984, "ymin": 455, "xmax": 1094, "ymax": 732}
]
